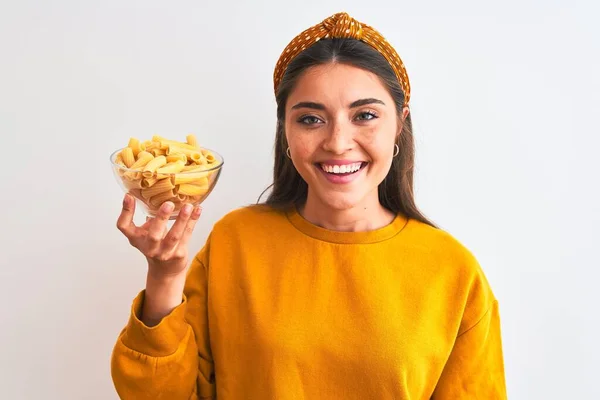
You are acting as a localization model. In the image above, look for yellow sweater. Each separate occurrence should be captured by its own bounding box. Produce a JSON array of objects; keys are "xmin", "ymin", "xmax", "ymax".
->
[{"xmin": 111, "ymin": 206, "xmax": 506, "ymax": 399}]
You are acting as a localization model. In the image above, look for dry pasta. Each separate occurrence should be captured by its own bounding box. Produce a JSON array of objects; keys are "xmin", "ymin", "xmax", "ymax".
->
[
  {"xmin": 113, "ymin": 134, "xmax": 220, "ymax": 214},
  {"xmin": 127, "ymin": 137, "xmax": 145, "ymax": 157},
  {"xmin": 157, "ymin": 160, "xmax": 186, "ymax": 175},
  {"xmin": 129, "ymin": 151, "xmax": 154, "ymax": 169},
  {"xmin": 121, "ymin": 147, "xmax": 135, "ymax": 168},
  {"xmin": 149, "ymin": 189, "xmax": 178, "ymax": 207},
  {"xmin": 141, "ymin": 176, "xmax": 175, "ymax": 200},
  {"xmin": 141, "ymin": 176, "xmax": 159, "ymax": 188},
  {"xmin": 177, "ymin": 183, "xmax": 209, "ymax": 197},
  {"xmin": 150, "ymin": 148, "xmax": 166, "ymax": 157},
  {"xmin": 142, "ymin": 156, "xmax": 168, "ymax": 178},
  {"xmin": 186, "ymin": 134, "xmax": 198, "ymax": 148},
  {"xmin": 167, "ymin": 153, "xmax": 187, "ymax": 164},
  {"xmin": 174, "ymin": 173, "xmax": 208, "ymax": 186}
]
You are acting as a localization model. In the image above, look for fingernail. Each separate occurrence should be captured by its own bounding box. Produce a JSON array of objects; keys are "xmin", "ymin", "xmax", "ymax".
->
[
  {"xmin": 123, "ymin": 194, "xmax": 131, "ymax": 207},
  {"xmin": 183, "ymin": 204, "xmax": 193, "ymax": 214},
  {"xmin": 162, "ymin": 202, "xmax": 174, "ymax": 213},
  {"xmin": 194, "ymin": 206, "xmax": 202, "ymax": 216}
]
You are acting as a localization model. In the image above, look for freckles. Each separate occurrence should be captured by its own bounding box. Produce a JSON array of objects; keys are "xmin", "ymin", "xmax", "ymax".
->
[
  {"xmin": 359, "ymin": 127, "xmax": 379, "ymax": 144},
  {"xmin": 299, "ymin": 141, "xmax": 316, "ymax": 159},
  {"xmin": 288, "ymin": 135, "xmax": 313, "ymax": 159}
]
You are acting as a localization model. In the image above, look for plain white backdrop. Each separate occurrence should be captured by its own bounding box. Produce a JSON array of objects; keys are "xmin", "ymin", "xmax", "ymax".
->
[{"xmin": 1, "ymin": 0, "xmax": 598, "ymax": 398}]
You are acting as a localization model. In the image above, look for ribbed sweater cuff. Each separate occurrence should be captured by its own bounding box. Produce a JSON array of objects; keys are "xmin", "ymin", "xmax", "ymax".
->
[{"xmin": 121, "ymin": 290, "xmax": 189, "ymax": 357}]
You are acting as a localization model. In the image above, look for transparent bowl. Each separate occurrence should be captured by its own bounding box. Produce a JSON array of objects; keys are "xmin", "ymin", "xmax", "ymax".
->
[{"xmin": 110, "ymin": 147, "xmax": 223, "ymax": 220}]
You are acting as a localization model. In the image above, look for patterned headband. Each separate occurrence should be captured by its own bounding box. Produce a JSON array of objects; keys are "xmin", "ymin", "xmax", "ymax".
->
[{"xmin": 273, "ymin": 12, "xmax": 411, "ymax": 106}]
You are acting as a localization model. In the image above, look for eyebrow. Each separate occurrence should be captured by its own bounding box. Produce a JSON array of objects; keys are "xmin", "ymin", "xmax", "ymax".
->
[
  {"xmin": 291, "ymin": 101, "xmax": 326, "ymax": 111},
  {"xmin": 290, "ymin": 98, "xmax": 385, "ymax": 111},
  {"xmin": 349, "ymin": 98, "xmax": 385, "ymax": 108}
]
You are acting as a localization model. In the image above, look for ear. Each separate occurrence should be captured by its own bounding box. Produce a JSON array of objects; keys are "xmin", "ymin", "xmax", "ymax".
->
[
  {"xmin": 396, "ymin": 106, "xmax": 410, "ymax": 138},
  {"xmin": 401, "ymin": 106, "xmax": 410, "ymax": 121}
]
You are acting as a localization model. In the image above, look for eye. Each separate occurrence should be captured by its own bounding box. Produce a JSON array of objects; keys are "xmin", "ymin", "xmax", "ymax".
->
[
  {"xmin": 354, "ymin": 111, "xmax": 378, "ymax": 121},
  {"xmin": 297, "ymin": 115, "xmax": 324, "ymax": 125}
]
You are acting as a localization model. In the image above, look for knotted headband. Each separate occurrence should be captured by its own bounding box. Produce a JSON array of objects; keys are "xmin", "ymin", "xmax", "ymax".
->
[{"xmin": 273, "ymin": 12, "xmax": 411, "ymax": 106}]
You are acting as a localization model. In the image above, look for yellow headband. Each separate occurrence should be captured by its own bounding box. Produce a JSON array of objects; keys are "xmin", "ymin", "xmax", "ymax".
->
[{"xmin": 273, "ymin": 12, "xmax": 411, "ymax": 106}]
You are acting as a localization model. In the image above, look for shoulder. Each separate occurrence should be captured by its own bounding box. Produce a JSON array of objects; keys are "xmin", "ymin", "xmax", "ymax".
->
[
  {"xmin": 212, "ymin": 204, "xmax": 288, "ymax": 233},
  {"xmin": 193, "ymin": 204, "xmax": 286, "ymax": 265},
  {"xmin": 404, "ymin": 218, "xmax": 481, "ymax": 269},
  {"xmin": 405, "ymin": 218, "xmax": 497, "ymax": 331},
  {"xmin": 206, "ymin": 204, "xmax": 293, "ymax": 248}
]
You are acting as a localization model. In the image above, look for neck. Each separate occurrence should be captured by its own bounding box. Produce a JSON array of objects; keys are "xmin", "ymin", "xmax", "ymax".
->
[{"xmin": 299, "ymin": 190, "xmax": 396, "ymax": 232}]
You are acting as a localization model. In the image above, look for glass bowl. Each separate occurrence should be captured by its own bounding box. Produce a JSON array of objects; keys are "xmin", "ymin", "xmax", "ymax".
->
[{"xmin": 110, "ymin": 147, "xmax": 223, "ymax": 220}]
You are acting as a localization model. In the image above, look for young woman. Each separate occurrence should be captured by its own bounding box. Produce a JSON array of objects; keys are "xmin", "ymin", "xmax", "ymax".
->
[{"xmin": 111, "ymin": 12, "xmax": 507, "ymax": 399}]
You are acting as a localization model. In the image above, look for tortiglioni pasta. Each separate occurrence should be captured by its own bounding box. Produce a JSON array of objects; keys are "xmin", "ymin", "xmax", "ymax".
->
[{"xmin": 113, "ymin": 134, "xmax": 219, "ymax": 215}]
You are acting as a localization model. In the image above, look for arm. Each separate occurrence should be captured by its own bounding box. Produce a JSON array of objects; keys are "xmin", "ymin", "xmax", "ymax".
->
[
  {"xmin": 111, "ymin": 254, "xmax": 216, "ymax": 400},
  {"xmin": 432, "ymin": 300, "xmax": 507, "ymax": 399}
]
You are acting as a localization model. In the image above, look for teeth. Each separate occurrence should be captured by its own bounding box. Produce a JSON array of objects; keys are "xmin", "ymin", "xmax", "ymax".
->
[{"xmin": 320, "ymin": 162, "xmax": 363, "ymax": 174}]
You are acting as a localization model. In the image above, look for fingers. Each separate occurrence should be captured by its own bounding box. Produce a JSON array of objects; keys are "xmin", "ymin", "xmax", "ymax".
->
[
  {"xmin": 140, "ymin": 216, "xmax": 153, "ymax": 231},
  {"xmin": 161, "ymin": 203, "xmax": 194, "ymax": 254},
  {"xmin": 146, "ymin": 202, "xmax": 174, "ymax": 247},
  {"xmin": 176, "ymin": 205, "xmax": 202, "ymax": 251},
  {"xmin": 116, "ymin": 194, "xmax": 137, "ymax": 238}
]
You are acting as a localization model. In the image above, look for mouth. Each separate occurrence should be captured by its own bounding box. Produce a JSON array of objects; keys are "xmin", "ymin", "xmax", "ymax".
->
[
  {"xmin": 314, "ymin": 161, "xmax": 369, "ymax": 184},
  {"xmin": 318, "ymin": 161, "xmax": 367, "ymax": 174}
]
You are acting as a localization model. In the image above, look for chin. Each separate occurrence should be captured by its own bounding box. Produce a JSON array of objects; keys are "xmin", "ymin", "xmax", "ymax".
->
[{"xmin": 315, "ymin": 190, "xmax": 366, "ymax": 211}]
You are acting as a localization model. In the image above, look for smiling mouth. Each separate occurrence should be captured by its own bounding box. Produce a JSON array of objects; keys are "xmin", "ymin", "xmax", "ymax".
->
[{"xmin": 316, "ymin": 162, "xmax": 368, "ymax": 176}]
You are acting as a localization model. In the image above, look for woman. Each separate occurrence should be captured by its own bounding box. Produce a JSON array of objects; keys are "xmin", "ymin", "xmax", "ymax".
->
[{"xmin": 111, "ymin": 12, "xmax": 507, "ymax": 399}]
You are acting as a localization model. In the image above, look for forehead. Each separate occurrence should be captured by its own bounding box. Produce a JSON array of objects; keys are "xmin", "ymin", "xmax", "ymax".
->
[{"xmin": 288, "ymin": 63, "xmax": 392, "ymax": 105}]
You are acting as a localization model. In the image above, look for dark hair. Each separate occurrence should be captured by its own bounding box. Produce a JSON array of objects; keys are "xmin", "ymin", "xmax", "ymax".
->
[{"xmin": 258, "ymin": 38, "xmax": 436, "ymax": 228}]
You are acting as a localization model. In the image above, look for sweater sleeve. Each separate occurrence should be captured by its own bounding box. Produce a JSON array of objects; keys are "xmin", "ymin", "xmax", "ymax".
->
[
  {"xmin": 110, "ymin": 251, "xmax": 215, "ymax": 400},
  {"xmin": 431, "ymin": 300, "xmax": 507, "ymax": 399}
]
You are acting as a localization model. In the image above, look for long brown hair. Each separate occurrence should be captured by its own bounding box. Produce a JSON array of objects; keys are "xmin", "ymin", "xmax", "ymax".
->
[{"xmin": 258, "ymin": 38, "xmax": 436, "ymax": 228}]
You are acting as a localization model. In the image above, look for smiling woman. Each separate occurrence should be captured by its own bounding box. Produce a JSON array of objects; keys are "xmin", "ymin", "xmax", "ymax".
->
[
  {"xmin": 263, "ymin": 37, "xmax": 431, "ymax": 231},
  {"xmin": 277, "ymin": 61, "xmax": 411, "ymax": 227},
  {"xmin": 111, "ymin": 11, "xmax": 507, "ymax": 400}
]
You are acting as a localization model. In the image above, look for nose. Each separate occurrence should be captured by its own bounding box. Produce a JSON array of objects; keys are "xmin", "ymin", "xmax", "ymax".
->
[{"xmin": 321, "ymin": 120, "xmax": 355, "ymax": 155}]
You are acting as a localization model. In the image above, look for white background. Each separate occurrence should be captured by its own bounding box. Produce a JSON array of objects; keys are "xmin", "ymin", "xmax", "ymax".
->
[{"xmin": 1, "ymin": 0, "xmax": 598, "ymax": 398}]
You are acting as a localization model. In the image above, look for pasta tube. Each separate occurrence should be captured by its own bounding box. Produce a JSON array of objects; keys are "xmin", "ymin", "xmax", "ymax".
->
[
  {"xmin": 123, "ymin": 151, "xmax": 154, "ymax": 179},
  {"xmin": 129, "ymin": 151, "xmax": 154, "ymax": 169},
  {"xmin": 177, "ymin": 183, "xmax": 209, "ymax": 196},
  {"xmin": 127, "ymin": 137, "xmax": 145, "ymax": 157},
  {"xmin": 150, "ymin": 148, "xmax": 166, "ymax": 157},
  {"xmin": 140, "ymin": 176, "xmax": 175, "ymax": 200},
  {"xmin": 115, "ymin": 156, "xmax": 127, "ymax": 176},
  {"xmin": 182, "ymin": 164, "xmax": 207, "ymax": 172},
  {"xmin": 177, "ymin": 193, "xmax": 188, "ymax": 202},
  {"xmin": 153, "ymin": 135, "xmax": 197, "ymax": 151},
  {"xmin": 120, "ymin": 147, "xmax": 135, "ymax": 168},
  {"xmin": 174, "ymin": 173, "xmax": 209, "ymax": 186},
  {"xmin": 123, "ymin": 177, "xmax": 144, "ymax": 190},
  {"xmin": 167, "ymin": 153, "xmax": 187, "ymax": 164},
  {"xmin": 186, "ymin": 134, "xmax": 198, "ymax": 148},
  {"xmin": 142, "ymin": 156, "xmax": 167, "ymax": 178},
  {"xmin": 149, "ymin": 189, "xmax": 177, "ymax": 207},
  {"xmin": 167, "ymin": 145, "xmax": 202, "ymax": 163},
  {"xmin": 204, "ymin": 152, "xmax": 216, "ymax": 164},
  {"xmin": 141, "ymin": 176, "xmax": 159, "ymax": 188},
  {"xmin": 157, "ymin": 160, "xmax": 186, "ymax": 175}
]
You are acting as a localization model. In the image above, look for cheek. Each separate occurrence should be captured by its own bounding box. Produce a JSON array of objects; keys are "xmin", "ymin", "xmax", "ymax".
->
[
  {"xmin": 361, "ymin": 117, "xmax": 397, "ymax": 144},
  {"xmin": 361, "ymin": 131, "xmax": 396, "ymax": 161},
  {"xmin": 359, "ymin": 126, "xmax": 379, "ymax": 144},
  {"xmin": 295, "ymin": 142, "xmax": 317, "ymax": 168},
  {"xmin": 287, "ymin": 130, "xmax": 317, "ymax": 162}
]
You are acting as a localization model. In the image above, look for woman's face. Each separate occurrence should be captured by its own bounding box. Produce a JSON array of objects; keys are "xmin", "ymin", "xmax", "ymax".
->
[{"xmin": 285, "ymin": 63, "xmax": 408, "ymax": 211}]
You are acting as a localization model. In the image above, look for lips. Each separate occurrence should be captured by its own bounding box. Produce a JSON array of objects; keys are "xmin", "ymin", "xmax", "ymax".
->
[
  {"xmin": 320, "ymin": 162, "xmax": 363, "ymax": 174},
  {"xmin": 315, "ymin": 161, "xmax": 368, "ymax": 184}
]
